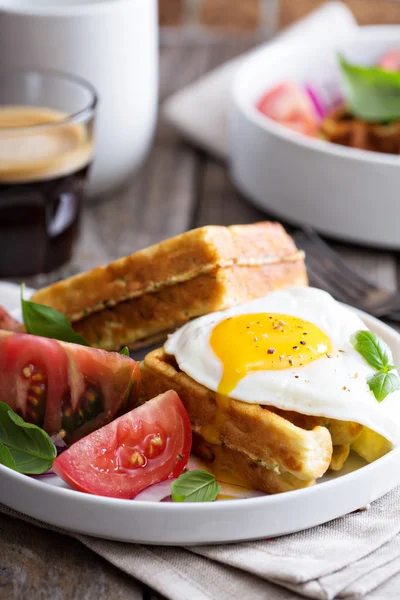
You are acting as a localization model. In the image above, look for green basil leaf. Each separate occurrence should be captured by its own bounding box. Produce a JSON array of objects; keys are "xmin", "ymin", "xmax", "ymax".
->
[
  {"xmin": 338, "ymin": 54, "xmax": 400, "ymax": 122},
  {"xmin": 171, "ymin": 470, "xmax": 220, "ymax": 503},
  {"xmin": 120, "ymin": 347, "xmax": 130, "ymax": 356},
  {"xmin": 350, "ymin": 330, "xmax": 393, "ymax": 371},
  {"xmin": 0, "ymin": 401, "xmax": 56, "ymax": 474},
  {"xmin": 367, "ymin": 371, "xmax": 400, "ymax": 402},
  {"xmin": 0, "ymin": 440, "xmax": 17, "ymax": 470},
  {"xmin": 21, "ymin": 284, "xmax": 89, "ymax": 346}
]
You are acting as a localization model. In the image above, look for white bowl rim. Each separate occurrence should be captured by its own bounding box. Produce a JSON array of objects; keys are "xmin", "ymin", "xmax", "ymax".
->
[{"xmin": 232, "ymin": 25, "xmax": 400, "ymax": 167}]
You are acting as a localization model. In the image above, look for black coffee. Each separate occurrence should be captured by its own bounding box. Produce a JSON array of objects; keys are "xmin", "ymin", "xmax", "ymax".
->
[{"xmin": 0, "ymin": 106, "xmax": 93, "ymax": 277}]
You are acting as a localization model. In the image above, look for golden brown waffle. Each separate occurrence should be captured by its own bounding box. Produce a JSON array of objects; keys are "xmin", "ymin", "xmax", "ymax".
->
[
  {"xmin": 141, "ymin": 349, "xmax": 333, "ymax": 485},
  {"xmin": 31, "ymin": 222, "xmax": 306, "ymax": 352},
  {"xmin": 192, "ymin": 434, "xmax": 315, "ymax": 494},
  {"xmin": 73, "ymin": 259, "xmax": 307, "ymax": 351},
  {"xmin": 31, "ymin": 222, "xmax": 305, "ymax": 322},
  {"xmin": 321, "ymin": 106, "xmax": 400, "ymax": 154}
]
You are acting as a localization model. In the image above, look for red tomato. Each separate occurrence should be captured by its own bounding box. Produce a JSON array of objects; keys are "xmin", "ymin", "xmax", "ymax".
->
[
  {"xmin": 256, "ymin": 82, "xmax": 317, "ymax": 128},
  {"xmin": 0, "ymin": 330, "xmax": 140, "ymax": 443},
  {"xmin": 283, "ymin": 120, "xmax": 319, "ymax": 137},
  {"xmin": 53, "ymin": 391, "xmax": 192, "ymax": 499},
  {"xmin": 0, "ymin": 306, "xmax": 24, "ymax": 333},
  {"xmin": 378, "ymin": 48, "xmax": 400, "ymax": 72}
]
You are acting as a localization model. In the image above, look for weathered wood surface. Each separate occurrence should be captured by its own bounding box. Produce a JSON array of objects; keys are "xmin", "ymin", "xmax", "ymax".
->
[{"xmin": 1, "ymin": 35, "xmax": 399, "ymax": 600}]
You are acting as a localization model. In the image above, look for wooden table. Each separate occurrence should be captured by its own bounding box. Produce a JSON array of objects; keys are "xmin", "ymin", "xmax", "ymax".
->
[{"xmin": 1, "ymin": 36, "xmax": 399, "ymax": 600}]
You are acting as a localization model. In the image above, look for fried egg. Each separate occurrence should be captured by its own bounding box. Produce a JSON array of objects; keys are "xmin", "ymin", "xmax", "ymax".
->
[{"xmin": 165, "ymin": 287, "xmax": 400, "ymax": 445}]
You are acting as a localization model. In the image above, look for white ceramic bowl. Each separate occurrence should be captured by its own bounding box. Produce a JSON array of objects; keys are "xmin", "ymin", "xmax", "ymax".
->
[{"xmin": 230, "ymin": 26, "xmax": 400, "ymax": 249}]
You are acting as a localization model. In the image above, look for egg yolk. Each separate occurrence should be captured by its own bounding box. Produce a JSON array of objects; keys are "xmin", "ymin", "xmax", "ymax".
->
[{"xmin": 210, "ymin": 313, "xmax": 332, "ymax": 396}]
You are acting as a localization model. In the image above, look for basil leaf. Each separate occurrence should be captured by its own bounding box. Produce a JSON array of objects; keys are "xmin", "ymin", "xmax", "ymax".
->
[
  {"xmin": 0, "ymin": 401, "xmax": 56, "ymax": 474},
  {"xmin": 338, "ymin": 54, "xmax": 400, "ymax": 122},
  {"xmin": 0, "ymin": 440, "xmax": 17, "ymax": 470},
  {"xmin": 350, "ymin": 330, "xmax": 392, "ymax": 371},
  {"xmin": 21, "ymin": 284, "xmax": 89, "ymax": 346},
  {"xmin": 171, "ymin": 470, "xmax": 220, "ymax": 503},
  {"xmin": 120, "ymin": 347, "xmax": 130, "ymax": 356},
  {"xmin": 367, "ymin": 371, "xmax": 400, "ymax": 402}
]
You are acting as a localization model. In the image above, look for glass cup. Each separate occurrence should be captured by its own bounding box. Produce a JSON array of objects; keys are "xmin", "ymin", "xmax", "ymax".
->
[{"xmin": 0, "ymin": 69, "xmax": 97, "ymax": 278}]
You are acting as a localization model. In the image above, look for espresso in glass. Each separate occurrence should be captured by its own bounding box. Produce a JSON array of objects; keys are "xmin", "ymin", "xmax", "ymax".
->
[{"xmin": 0, "ymin": 71, "xmax": 96, "ymax": 278}]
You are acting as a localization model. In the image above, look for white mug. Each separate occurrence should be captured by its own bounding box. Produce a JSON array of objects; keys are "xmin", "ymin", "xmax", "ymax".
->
[{"xmin": 0, "ymin": 0, "xmax": 159, "ymax": 198}]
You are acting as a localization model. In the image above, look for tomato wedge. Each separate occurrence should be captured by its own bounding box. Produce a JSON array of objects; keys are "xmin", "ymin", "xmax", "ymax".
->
[
  {"xmin": 0, "ymin": 330, "xmax": 140, "ymax": 443},
  {"xmin": 0, "ymin": 306, "xmax": 24, "ymax": 333},
  {"xmin": 53, "ymin": 391, "xmax": 192, "ymax": 499},
  {"xmin": 256, "ymin": 82, "xmax": 319, "ymax": 137},
  {"xmin": 379, "ymin": 48, "xmax": 400, "ymax": 72}
]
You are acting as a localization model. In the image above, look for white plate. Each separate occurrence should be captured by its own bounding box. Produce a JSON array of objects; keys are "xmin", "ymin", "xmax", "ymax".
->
[{"xmin": 1, "ymin": 283, "xmax": 400, "ymax": 545}]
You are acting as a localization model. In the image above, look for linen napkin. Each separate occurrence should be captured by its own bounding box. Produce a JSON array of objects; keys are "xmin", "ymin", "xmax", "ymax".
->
[
  {"xmin": 2, "ymin": 485, "xmax": 400, "ymax": 600},
  {"xmin": 162, "ymin": 1, "xmax": 357, "ymax": 160}
]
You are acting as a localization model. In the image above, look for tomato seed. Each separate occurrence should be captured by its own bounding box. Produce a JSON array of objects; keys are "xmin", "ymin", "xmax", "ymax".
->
[
  {"xmin": 147, "ymin": 434, "xmax": 165, "ymax": 459},
  {"xmin": 22, "ymin": 366, "xmax": 32, "ymax": 378},
  {"xmin": 129, "ymin": 451, "xmax": 146, "ymax": 468},
  {"xmin": 31, "ymin": 385, "xmax": 43, "ymax": 396},
  {"xmin": 31, "ymin": 373, "xmax": 44, "ymax": 382},
  {"xmin": 27, "ymin": 395, "xmax": 39, "ymax": 406}
]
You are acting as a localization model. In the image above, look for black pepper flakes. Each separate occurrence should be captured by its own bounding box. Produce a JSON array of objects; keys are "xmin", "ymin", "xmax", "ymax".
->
[
  {"xmin": 292, "ymin": 345, "xmax": 299, "ymax": 350},
  {"xmin": 267, "ymin": 348, "xmax": 275, "ymax": 355},
  {"xmin": 300, "ymin": 340, "xmax": 306, "ymax": 345}
]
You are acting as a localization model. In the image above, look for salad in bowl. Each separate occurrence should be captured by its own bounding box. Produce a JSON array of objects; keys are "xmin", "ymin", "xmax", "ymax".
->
[
  {"xmin": 230, "ymin": 28, "xmax": 400, "ymax": 248},
  {"xmin": 257, "ymin": 48, "xmax": 400, "ymax": 155}
]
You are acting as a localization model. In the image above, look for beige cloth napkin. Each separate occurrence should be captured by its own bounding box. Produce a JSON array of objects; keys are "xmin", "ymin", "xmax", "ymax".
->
[
  {"xmin": 162, "ymin": 1, "xmax": 357, "ymax": 160},
  {"xmin": 2, "ymin": 485, "xmax": 400, "ymax": 600}
]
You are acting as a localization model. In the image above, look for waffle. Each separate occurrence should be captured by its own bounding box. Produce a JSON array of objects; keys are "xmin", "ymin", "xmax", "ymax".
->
[
  {"xmin": 192, "ymin": 434, "xmax": 315, "ymax": 494},
  {"xmin": 31, "ymin": 222, "xmax": 305, "ymax": 322},
  {"xmin": 73, "ymin": 260, "xmax": 307, "ymax": 351},
  {"xmin": 140, "ymin": 348, "xmax": 333, "ymax": 487},
  {"xmin": 321, "ymin": 106, "xmax": 400, "ymax": 154},
  {"xmin": 31, "ymin": 222, "xmax": 307, "ymax": 352}
]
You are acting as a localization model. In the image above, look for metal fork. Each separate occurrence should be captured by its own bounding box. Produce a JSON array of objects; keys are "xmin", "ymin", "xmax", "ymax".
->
[{"xmin": 292, "ymin": 228, "xmax": 400, "ymax": 320}]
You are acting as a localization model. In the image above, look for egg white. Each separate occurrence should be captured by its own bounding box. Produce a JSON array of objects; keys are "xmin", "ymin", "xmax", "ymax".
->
[{"xmin": 165, "ymin": 287, "xmax": 400, "ymax": 445}]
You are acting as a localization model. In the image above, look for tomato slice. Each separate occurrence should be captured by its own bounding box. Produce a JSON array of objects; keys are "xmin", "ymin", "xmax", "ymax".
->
[
  {"xmin": 257, "ymin": 82, "xmax": 316, "ymax": 122},
  {"xmin": 256, "ymin": 82, "xmax": 318, "ymax": 137},
  {"xmin": 0, "ymin": 306, "xmax": 24, "ymax": 333},
  {"xmin": 0, "ymin": 330, "xmax": 140, "ymax": 443},
  {"xmin": 378, "ymin": 48, "xmax": 400, "ymax": 72},
  {"xmin": 53, "ymin": 391, "xmax": 192, "ymax": 499},
  {"xmin": 283, "ymin": 120, "xmax": 319, "ymax": 137}
]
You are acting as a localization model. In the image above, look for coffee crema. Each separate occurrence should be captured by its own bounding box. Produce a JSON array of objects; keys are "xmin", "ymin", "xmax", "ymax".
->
[
  {"xmin": 0, "ymin": 106, "xmax": 94, "ymax": 277},
  {"xmin": 0, "ymin": 106, "xmax": 94, "ymax": 183}
]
